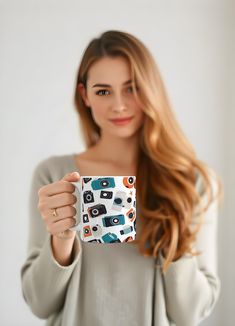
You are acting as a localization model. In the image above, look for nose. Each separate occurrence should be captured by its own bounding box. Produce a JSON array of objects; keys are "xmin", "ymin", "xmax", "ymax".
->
[{"xmin": 111, "ymin": 93, "xmax": 127, "ymax": 113}]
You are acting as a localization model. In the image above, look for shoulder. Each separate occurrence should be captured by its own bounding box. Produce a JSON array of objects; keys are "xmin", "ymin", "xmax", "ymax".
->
[
  {"xmin": 194, "ymin": 165, "xmax": 219, "ymax": 198},
  {"xmin": 193, "ymin": 165, "xmax": 221, "ymax": 222},
  {"xmin": 32, "ymin": 153, "xmax": 75, "ymax": 184}
]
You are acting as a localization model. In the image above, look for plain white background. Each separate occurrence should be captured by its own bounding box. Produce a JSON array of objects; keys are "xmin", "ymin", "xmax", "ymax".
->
[{"xmin": 1, "ymin": 0, "xmax": 234, "ymax": 325}]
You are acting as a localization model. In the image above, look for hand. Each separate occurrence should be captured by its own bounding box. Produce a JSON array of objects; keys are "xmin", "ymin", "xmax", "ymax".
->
[{"xmin": 37, "ymin": 171, "xmax": 80, "ymax": 240}]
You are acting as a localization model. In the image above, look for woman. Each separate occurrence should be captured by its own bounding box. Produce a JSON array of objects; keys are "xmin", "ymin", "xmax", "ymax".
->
[{"xmin": 20, "ymin": 30, "xmax": 223, "ymax": 326}]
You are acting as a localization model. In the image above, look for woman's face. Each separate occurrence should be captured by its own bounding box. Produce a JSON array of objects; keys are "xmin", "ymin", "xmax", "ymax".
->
[{"xmin": 78, "ymin": 56, "xmax": 145, "ymax": 139}]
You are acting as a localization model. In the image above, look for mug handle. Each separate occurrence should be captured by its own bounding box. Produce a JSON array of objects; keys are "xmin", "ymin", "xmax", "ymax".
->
[{"xmin": 68, "ymin": 180, "xmax": 82, "ymax": 232}]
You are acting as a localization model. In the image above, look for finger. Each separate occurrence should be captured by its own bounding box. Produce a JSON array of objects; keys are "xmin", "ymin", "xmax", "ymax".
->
[
  {"xmin": 38, "ymin": 191, "xmax": 78, "ymax": 217},
  {"xmin": 46, "ymin": 205, "xmax": 77, "ymax": 223},
  {"xmin": 61, "ymin": 171, "xmax": 80, "ymax": 182},
  {"xmin": 38, "ymin": 172, "xmax": 80, "ymax": 197},
  {"xmin": 50, "ymin": 217, "xmax": 77, "ymax": 235},
  {"xmin": 47, "ymin": 192, "xmax": 77, "ymax": 209}
]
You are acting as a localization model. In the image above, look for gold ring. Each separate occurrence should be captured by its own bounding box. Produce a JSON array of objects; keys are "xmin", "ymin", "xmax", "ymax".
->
[{"xmin": 52, "ymin": 208, "xmax": 58, "ymax": 217}]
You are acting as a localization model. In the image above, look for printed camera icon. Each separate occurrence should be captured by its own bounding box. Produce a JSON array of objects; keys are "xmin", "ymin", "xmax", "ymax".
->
[
  {"xmin": 83, "ymin": 225, "xmax": 92, "ymax": 238},
  {"xmin": 102, "ymin": 214, "xmax": 125, "ymax": 227},
  {"xmin": 88, "ymin": 239, "xmax": 102, "ymax": 243},
  {"xmin": 91, "ymin": 224, "xmax": 103, "ymax": 237},
  {"xmin": 88, "ymin": 204, "xmax": 107, "ymax": 218},
  {"xmin": 91, "ymin": 178, "xmax": 115, "ymax": 190},
  {"xmin": 82, "ymin": 214, "xmax": 89, "ymax": 223},
  {"xmin": 100, "ymin": 190, "xmax": 113, "ymax": 199},
  {"xmin": 133, "ymin": 219, "xmax": 136, "ymax": 229},
  {"xmin": 83, "ymin": 190, "xmax": 95, "ymax": 204},
  {"xmin": 120, "ymin": 225, "xmax": 133, "ymax": 235},
  {"xmin": 123, "ymin": 236, "xmax": 134, "ymax": 242},
  {"xmin": 126, "ymin": 208, "xmax": 136, "ymax": 222},
  {"xmin": 102, "ymin": 232, "xmax": 121, "ymax": 243},
  {"xmin": 83, "ymin": 178, "xmax": 92, "ymax": 183},
  {"xmin": 112, "ymin": 191, "xmax": 132, "ymax": 211},
  {"xmin": 123, "ymin": 176, "xmax": 136, "ymax": 188}
]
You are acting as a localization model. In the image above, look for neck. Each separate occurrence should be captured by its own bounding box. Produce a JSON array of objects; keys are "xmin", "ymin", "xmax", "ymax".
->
[{"xmin": 94, "ymin": 132, "xmax": 141, "ymax": 168}]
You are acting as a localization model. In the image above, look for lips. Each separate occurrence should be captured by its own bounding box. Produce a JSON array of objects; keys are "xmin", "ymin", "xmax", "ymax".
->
[{"xmin": 109, "ymin": 116, "xmax": 133, "ymax": 122}]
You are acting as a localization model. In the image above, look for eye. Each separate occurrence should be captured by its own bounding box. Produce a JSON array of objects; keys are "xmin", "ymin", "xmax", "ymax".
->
[
  {"xmin": 127, "ymin": 86, "xmax": 139, "ymax": 93},
  {"xmin": 96, "ymin": 89, "xmax": 110, "ymax": 96}
]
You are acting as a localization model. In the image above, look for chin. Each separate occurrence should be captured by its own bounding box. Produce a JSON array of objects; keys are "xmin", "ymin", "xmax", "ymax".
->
[{"xmin": 112, "ymin": 128, "xmax": 140, "ymax": 138}]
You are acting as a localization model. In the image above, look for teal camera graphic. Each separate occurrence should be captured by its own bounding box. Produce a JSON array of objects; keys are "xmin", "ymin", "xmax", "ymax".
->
[
  {"xmin": 102, "ymin": 232, "xmax": 121, "ymax": 243},
  {"xmin": 91, "ymin": 178, "xmax": 115, "ymax": 190},
  {"xmin": 102, "ymin": 214, "xmax": 125, "ymax": 227}
]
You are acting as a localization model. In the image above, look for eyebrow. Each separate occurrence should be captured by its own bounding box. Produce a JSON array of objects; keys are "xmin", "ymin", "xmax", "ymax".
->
[{"xmin": 92, "ymin": 79, "xmax": 133, "ymax": 88}]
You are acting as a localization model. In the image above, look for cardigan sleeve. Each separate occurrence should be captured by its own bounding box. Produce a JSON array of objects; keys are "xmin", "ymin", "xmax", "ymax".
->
[
  {"xmin": 20, "ymin": 157, "xmax": 83, "ymax": 319},
  {"xmin": 158, "ymin": 168, "xmax": 221, "ymax": 326}
]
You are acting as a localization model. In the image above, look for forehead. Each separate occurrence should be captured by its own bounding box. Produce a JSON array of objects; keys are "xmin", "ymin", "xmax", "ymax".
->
[{"xmin": 87, "ymin": 56, "xmax": 131, "ymax": 85}]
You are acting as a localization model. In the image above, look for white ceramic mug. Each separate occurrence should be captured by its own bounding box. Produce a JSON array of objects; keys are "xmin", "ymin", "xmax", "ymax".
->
[{"xmin": 69, "ymin": 176, "xmax": 137, "ymax": 243}]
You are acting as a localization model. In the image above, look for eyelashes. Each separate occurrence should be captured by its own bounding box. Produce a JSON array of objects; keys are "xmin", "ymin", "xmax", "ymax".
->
[
  {"xmin": 95, "ymin": 86, "xmax": 139, "ymax": 96},
  {"xmin": 96, "ymin": 89, "xmax": 110, "ymax": 96}
]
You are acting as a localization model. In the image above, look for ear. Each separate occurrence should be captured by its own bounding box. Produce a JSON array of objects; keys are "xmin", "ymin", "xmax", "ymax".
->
[{"xmin": 77, "ymin": 82, "xmax": 91, "ymax": 107}]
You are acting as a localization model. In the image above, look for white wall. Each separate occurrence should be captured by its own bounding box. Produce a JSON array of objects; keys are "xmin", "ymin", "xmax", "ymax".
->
[{"xmin": 0, "ymin": 1, "xmax": 233, "ymax": 325}]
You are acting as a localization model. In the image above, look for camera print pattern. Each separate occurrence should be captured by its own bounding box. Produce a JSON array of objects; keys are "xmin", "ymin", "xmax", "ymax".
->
[{"xmin": 80, "ymin": 176, "xmax": 136, "ymax": 244}]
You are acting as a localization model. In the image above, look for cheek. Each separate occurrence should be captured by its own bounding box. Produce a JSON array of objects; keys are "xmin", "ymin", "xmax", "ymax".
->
[
  {"xmin": 136, "ymin": 108, "xmax": 145, "ymax": 124},
  {"xmin": 89, "ymin": 103, "xmax": 107, "ymax": 125},
  {"xmin": 89, "ymin": 96, "xmax": 106, "ymax": 114}
]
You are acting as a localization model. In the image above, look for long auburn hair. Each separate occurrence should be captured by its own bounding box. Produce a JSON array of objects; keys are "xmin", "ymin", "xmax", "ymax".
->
[{"xmin": 73, "ymin": 30, "xmax": 224, "ymax": 272}]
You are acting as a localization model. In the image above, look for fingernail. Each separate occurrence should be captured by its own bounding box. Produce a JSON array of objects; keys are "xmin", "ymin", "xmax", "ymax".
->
[{"xmin": 71, "ymin": 172, "xmax": 79, "ymax": 177}]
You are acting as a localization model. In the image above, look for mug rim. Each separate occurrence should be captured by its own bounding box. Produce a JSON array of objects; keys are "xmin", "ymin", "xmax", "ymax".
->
[{"xmin": 80, "ymin": 175, "xmax": 136, "ymax": 178}]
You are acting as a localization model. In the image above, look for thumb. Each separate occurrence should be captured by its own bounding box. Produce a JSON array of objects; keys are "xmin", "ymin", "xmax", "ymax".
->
[{"xmin": 61, "ymin": 171, "xmax": 80, "ymax": 182}]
